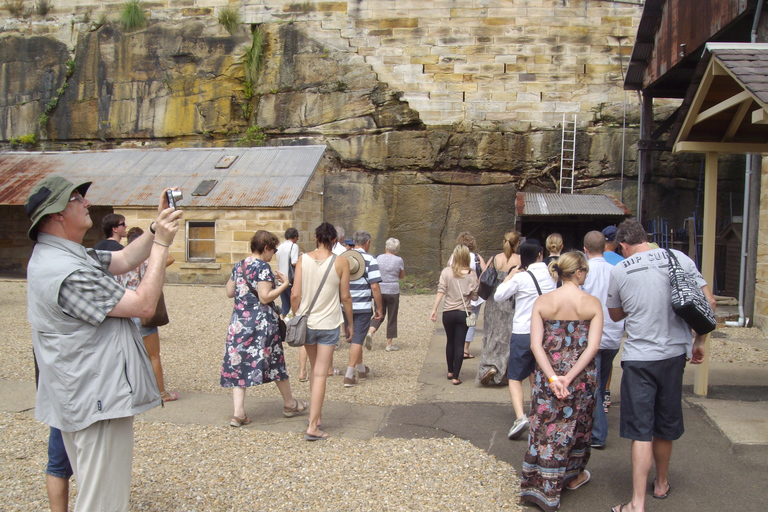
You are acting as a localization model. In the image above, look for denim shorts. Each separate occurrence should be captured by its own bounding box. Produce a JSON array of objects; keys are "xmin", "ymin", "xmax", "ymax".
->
[
  {"xmin": 346, "ymin": 311, "xmax": 372, "ymax": 345},
  {"xmin": 46, "ymin": 427, "xmax": 73, "ymax": 479},
  {"xmin": 133, "ymin": 317, "xmax": 159, "ymax": 337},
  {"xmin": 305, "ymin": 328, "xmax": 340, "ymax": 346},
  {"xmin": 507, "ymin": 333, "xmax": 536, "ymax": 381}
]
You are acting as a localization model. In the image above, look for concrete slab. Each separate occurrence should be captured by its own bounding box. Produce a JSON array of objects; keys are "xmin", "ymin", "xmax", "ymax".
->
[
  {"xmin": 0, "ymin": 380, "xmax": 36, "ymax": 413},
  {"xmin": 686, "ymin": 397, "xmax": 768, "ymax": 445}
]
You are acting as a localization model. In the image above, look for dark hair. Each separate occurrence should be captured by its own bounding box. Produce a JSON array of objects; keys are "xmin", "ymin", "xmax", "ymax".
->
[
  {"xmin": 583, "ymin": 230, "xmax": 606, "ymax": 255},
  {"xmin": 519, "ymin": 239, "xmax": 542, "ymax": 269},
  {"xmin": 315, "ymin": 222, "xmax": 336, "ymax": 250},
  {"xmin": 250, "ymin": 230, "xmax": 279, "ymax": 253},
  {"xmin": 101, "ymin": 213, "xmax": 125, "ymax": 238},
  {"xmin": 126, "ymin": 227, "xmax": 143, "ymax": 244},
  {"xmin": 615, "ymin": 218, "xmax": 648, "ymax": 246},
  {"xmin": 285, "ymin": 227, "xmax": 299, "ymax": 240}
]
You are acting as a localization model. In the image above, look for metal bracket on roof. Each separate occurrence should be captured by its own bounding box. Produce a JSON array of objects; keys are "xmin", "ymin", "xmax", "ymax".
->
[{"xmin": 215, "ymin": 155, "xmax": 238, "ymax": 168}]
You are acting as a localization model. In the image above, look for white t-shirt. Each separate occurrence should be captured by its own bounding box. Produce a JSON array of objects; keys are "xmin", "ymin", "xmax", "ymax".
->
[
  {"xmin": 494, "ymin": 261, "xmax": 556, "ymax": 334},
  {"xmin": 606, "ymin": 248, "xmax": 706, "ymax": 362},
  {"xmin": 276, "ymin": 239, "xmax": 299, "ymax": 276},
  {"xmin": 332, "ymin": 242, "xmax": 346, "ymax": 255},
  {"xmin": 581, "ymin": 255, "xmax": 624, "ymax": 350}
]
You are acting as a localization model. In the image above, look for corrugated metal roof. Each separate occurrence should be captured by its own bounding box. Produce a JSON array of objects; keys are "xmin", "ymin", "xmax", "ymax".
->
[
  {"xmin": 0, "ymin": 146, "xmax": 326, "ymax": 208},
  {"xmin": 516, "ymin": 192, "xmax": 630, "ymax": 216}
]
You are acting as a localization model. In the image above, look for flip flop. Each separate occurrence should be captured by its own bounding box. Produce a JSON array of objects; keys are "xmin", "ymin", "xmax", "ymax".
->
[
  {"xmin": 463, "ymin": 352, "xmax": 475, "ymax": 359},
  {"xmin": 452, "ymin": 379, "xmax": 462, "ymax": 386},
  {"xmin": 651, "ymin": 478, "xmax": 671, "ymax": 499},
  {"xmin": 611, "ymin": 504, "xmax": 630, "ymax": 512},
  {"xmin": 566, "ymin": 469, "xmax": 590, "ymax": 490},
  {"xmin": 305, "ymin": 430, "xmax": 330, "ymax": 441}
]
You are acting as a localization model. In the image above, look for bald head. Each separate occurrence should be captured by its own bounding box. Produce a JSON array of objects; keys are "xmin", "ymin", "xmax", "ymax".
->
[{"xmin": 583, "ymin": 230, "xmax": 605, "ymax": 257}]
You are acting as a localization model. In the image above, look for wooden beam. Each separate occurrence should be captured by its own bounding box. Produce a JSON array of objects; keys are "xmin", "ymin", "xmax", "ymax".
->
[
  {"xmin": 752, "ymin": 108, "xmax": 768, "ymax": 125},
  {"xmin": 723, "ymin": 99, "xmax": 752, "ymax": 141},
  {"xmin": 694, "ymin": 91, "xmax": 751, "ymax": 125},
  {"xmin": 674, "ymin": 141, "xmax": 768, "ymax": 154},
  {"xmin": 694, "ymin": 151, "xmax": 718, "ymax": 396},
  {"xmin": 677, "ymin": 62, "xmax": 718, "ymax": 143}
]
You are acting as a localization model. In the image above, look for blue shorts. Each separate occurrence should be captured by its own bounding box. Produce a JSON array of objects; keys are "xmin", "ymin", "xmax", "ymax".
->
[
  {"xmin": 133, "ymin": 318, "xmax": 159, "ymax": 337},
  {"xmin": 305, "ymin": 328, "xmax": 340, "ymax": 346},
  {"xmin": 46, "ymin": 427, "xmax": 73, "ymax": 479},
  {"xmin": 507, "ymin": 333, "xmax": 536, "ymax": 381},
  {"xmin": 346, "ymin": 311, "xmax": 372, "ymax": 345}
]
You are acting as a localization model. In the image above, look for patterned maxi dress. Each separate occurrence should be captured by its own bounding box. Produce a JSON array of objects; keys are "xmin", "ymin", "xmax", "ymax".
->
[
  {"xmin": 476, "ymin": 268, "xmax": 514, "ymax": 385},
  {"xmin": 220, "ymin": 257, "xmax": 289, "ymax": 388},
  {"xmin": 520, "ymin": 319, "xmax": 597, "ymax": 512}
]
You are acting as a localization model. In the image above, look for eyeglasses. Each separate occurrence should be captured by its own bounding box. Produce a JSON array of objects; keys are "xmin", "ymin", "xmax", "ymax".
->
[{"xmin": 68, "ymin": 193, "xmax": 85, "ymax": 203}]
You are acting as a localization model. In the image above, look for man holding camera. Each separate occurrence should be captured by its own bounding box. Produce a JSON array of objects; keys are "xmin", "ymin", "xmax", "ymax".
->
[{"xmin": 26, "ymin": 176, "xmax": 182, "ymax": 512}]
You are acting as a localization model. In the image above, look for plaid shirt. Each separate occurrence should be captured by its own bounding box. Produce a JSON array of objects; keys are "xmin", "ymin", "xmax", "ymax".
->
[{"xmin": 58, "ymin": 249, "xmax": 125, "ymax": 326}]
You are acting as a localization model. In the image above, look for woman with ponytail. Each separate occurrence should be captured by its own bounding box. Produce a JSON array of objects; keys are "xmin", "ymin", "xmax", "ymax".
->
[
  {"xmin": 520, "ymin": 251, "xmax": 602, "ymax": 511},
  {"xmin": 476, "ymin": 230, "xmax": 521, "ymax": 386}
]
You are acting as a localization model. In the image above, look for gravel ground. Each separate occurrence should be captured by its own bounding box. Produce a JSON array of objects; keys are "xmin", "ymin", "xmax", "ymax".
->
[
  {"xmin": 4, "ymin": 280, "xmax": 768, "ymax": 510},
  {"xmin": 0, "ymin": 281, "xmax": 521, "ymax": 511},
  {"xmin": 0, "ymin": 412, "xmax": 519, "ymax": 512}
]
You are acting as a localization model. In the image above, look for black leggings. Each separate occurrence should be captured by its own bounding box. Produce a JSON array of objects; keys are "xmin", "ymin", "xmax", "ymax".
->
[{"xmin": 442, "ymin": 309, "xmax": 469, "ymax": 379}]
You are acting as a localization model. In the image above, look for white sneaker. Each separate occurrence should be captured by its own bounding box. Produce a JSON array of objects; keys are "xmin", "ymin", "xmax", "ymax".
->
[
  {"xmin": 385, "ymin": 345, "xmax": 399, "ymax": 351},
  {"xmin": 364, "ymin": 333, "xmax": 372, "ymax": 350},
  {"xmin": 508, "ymin": 417, "xmax": 529, "ymax": 440}
]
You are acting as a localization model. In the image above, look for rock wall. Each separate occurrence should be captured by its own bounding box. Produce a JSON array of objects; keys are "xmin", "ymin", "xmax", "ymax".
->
[{"xmin": 0, "ymin": 3, "xmax": 745, "ymax": 274}]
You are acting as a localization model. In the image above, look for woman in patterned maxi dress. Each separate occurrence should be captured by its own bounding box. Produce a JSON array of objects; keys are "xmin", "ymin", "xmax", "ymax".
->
[
  {"xmin": 221, "ymin": 230, "xmax": 307, "ymax": 427},
  {"xmin": 520, "ymin": 251, "xmax": 603, "ymax": 512}
]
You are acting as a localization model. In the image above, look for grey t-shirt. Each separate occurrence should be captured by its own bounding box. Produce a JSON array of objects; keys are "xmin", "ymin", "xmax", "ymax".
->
[{"xmin": 606, "ymin": 248, "xmax": 707, "ymax": 362}]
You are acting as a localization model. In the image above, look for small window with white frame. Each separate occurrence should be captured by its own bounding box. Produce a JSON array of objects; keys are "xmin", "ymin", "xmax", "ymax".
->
[{"xmin": 186, "ymin": 221, "xmax": 216, "ymax": 262}]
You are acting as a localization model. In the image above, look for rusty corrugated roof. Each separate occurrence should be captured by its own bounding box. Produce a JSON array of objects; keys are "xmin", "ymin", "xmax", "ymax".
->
[
  {"xmin": 516, "ymin": 192, "xmax": 630, "ymax": 216},
  {"xmin": 0, "ymin": 146, "xmax": 326, "ymax": 208}
]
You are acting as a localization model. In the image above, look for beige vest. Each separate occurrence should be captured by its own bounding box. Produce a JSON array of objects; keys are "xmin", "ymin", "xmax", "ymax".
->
[{"xmin": 298, "ymin": 255, "xmax": 343, "ymax": 330}]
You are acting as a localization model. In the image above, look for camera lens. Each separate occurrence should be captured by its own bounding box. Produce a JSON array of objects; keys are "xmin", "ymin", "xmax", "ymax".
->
[{"xmin": 170, "ymin": 190, "xmax": 183, "ymax": 201}]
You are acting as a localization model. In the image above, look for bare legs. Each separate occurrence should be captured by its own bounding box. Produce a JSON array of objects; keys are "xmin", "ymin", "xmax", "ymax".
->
[
  {"xmin": 347, "ymin": 342, "xmax": 363, "ymax": 373},
  {"xmin": 508, "ymin": 379, "xmax": 525, "ymax": 420},
  {"xmin": 305, "ymin": 343, "xmax": 335, "ymax": 436},
  {"xmin": 46, "ymin": 474, "xmax": 69, "ymax": 512},
  {"xmin": 142, "ymin": 332, "xmax": 167, "ymax": 394},
  {"xmin": 618, "ymin": 438, "xmax": 673, "ymax": 512},
  {"xmin": 298, "ymin": 345, "xmax": 309, "ymax": 380},
  {"xmin": 232, "ymin": 387, "xmax": 246, "ymax": 419}
]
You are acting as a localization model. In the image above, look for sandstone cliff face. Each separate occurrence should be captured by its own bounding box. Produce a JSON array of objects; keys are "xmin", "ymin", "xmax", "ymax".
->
[{"xmin": 0, "ymin": 14, "xmax": 741, "ymax": 274}]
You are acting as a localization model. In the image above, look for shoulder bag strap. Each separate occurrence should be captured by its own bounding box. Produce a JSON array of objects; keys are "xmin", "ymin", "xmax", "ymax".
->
[
  {"xmin": 306, "ymin": 254, "xmax": 337, "ymax": 316},
  {"xmin": 455, "ymin": 274, "xmax": 470, "ymax": 317},
  {"xmin": 526, "ymin": 270, "xmax": 543, "ymax": 296},
  {"xmin": 241, "ymin": 259, "xmax": 261, "ymax": 299}
]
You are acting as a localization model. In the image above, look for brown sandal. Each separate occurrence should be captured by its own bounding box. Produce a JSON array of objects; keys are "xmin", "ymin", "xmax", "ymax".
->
[
  {"xmin": 230, "ymin": 415, "xmax": 252, "ymax": 427},
  {"xmin": 283, "ymin": 398, "xmax": 308, "ymax": 417}
]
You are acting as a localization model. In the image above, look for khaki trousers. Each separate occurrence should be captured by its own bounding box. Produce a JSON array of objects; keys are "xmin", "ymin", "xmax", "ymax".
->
[{"xmin": 61, "ymin": 416, "xmax": 134, "ymax": 512}]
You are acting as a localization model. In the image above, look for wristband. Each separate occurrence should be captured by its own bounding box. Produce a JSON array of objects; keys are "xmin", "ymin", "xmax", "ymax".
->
[
  {"xmin": 153, "ymin": 239, "xmax": 170, "ymax": 248},
  {"xmin": 149, "ymin": 222, "xmax": 156, "ymax": 235},
  {"xmin": 548, "ymin": 375, "xmax": 559, "ymax": 384}
]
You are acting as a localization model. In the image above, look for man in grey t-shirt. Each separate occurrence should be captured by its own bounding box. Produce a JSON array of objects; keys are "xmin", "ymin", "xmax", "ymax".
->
[{"xmin": 606, "ymin": 219, "xmax": 714, "ymax": 512}]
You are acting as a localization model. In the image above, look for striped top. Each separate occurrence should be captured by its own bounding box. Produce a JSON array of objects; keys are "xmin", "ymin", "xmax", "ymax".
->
[{"xmin": 350, "ymin": 249, "xmax": 382, "ymax": 312}]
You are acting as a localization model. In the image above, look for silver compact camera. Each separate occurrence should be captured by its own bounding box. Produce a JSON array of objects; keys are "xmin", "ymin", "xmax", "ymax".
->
[{"xmin": 166, "ymin": 189, "xmax": 183, "ymax": 210}]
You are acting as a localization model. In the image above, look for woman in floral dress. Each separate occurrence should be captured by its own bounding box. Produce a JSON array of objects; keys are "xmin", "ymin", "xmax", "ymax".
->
[
  {"xmin": 221, "ymin": 230, "xmax": 307, "ymax": 427},
  {"xmin": 520, "ymin": 251, "xmax": 603, "ymax": 511}
]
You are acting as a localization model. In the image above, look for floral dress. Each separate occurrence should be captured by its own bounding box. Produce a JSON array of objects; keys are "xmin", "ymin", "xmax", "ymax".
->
[
  {"xmin": 220, "ymin": 257, "xmax": 289, "ymax": 388},
  {"xmin": 520, "ymin": 319, "xmax": 597, "ymax": 512}
]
